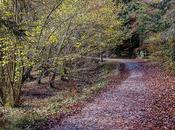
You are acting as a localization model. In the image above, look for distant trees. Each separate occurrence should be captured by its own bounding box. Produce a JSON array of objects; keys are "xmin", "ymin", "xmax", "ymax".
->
[
  {"xmin": 152, "ymin": 0, "xmax": 175, "ymax": 67},
  {"xmin": 122, "ymin": 0, "xmax": 175, "ymax": 72}
]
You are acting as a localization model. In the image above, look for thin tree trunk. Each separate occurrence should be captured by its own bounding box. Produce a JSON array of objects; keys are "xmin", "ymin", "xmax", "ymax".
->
[
  {"xmin": 22, "ymin": 67, "xmax": 33, "ymax": 83},
  {"xmin": 49, "ymin": 71, "xmax": 56, "ymax": 88}
]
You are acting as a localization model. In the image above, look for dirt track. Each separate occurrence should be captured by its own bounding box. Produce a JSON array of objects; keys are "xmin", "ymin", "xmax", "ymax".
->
[{"xmin": 52, "ymin": 60, "xmax": 175, "ymax": 130}]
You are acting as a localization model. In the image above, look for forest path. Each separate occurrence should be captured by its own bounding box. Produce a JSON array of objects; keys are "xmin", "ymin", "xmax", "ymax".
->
[
  {"xmin": 52, "ymin": 60, "xmax": 175, "ymax": 130},
  {"xmin": 52, "ymin": 60, "xmax": 151, "ymax": 130}
]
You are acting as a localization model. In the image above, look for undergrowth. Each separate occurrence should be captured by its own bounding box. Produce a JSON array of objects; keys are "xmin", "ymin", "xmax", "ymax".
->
[{"xmin": 0, "ymin": 62, "xmax": 119, "ymax": 130}]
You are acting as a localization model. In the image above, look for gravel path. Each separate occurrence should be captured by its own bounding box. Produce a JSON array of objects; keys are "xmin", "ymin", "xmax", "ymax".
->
[{"xmin": 52, "ymin": 61, "xmax": 175, "ymax": 130}]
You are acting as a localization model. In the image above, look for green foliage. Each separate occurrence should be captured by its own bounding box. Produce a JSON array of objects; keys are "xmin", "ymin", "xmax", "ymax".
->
[
  {"xmin": 149, "ymin": 35, "xmax": 175, "ymax": 73},
  {"xmin": 0, "ymin": 1, "xmax": 29, "ymax": 107},
  {"xmin": 0, "ymin": 0, "xmax": 123, "ymax": 107},
  {"xmin": 142, "ymin": 0, "xmax": 175, "ymax": 73},
  {"xmin": 117, "ymin": 0, "xmax": 175, "ymax": 72}
]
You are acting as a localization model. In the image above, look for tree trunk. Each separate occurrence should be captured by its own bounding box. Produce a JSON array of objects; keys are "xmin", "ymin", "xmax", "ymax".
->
[
  {"xmin": 37, "ymin": 68, "xmax": 49, "ymax": 84},
  {"xmin": 100, "ymin": 53, "xmax": 104, "ymax": 62},
  {"xmin": 3, "ymin": 86, "xmax": 15, "ymax": 107},
  {"xmin": 22, "ymin": 67, "xmax": 34, "ymax": 83},
  {"xmin": 49, "ymin": 71, "xmax": 56, "ymax": 88}
]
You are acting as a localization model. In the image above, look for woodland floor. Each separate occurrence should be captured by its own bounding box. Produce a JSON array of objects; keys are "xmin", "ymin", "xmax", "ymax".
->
[{"xmin": 51, "ymin": 59, "xmax": 175, "ymax": 130}]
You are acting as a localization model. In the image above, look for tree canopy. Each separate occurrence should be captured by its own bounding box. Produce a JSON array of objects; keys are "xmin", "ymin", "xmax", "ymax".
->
[{"xmin": 0, "ymin": 0, "xmax": 124, "ymax": 107}]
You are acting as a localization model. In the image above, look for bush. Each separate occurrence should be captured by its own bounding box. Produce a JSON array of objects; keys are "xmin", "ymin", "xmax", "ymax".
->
[{"xmin": 147, "ymin": 34, "xmax": 175, "ymax": 74}]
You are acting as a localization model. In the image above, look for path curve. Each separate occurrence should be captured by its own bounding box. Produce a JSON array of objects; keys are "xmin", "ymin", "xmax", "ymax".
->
[
  {"xmin": 52, "ymin": 60, "xmax": 175, "ymax": 130},
  {"xmin": 52, "ymin": 61, "xmax": 152, "ymax": 130}
]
